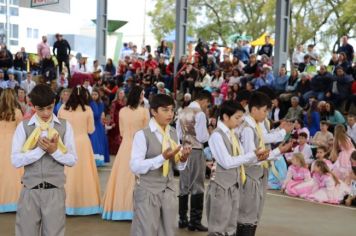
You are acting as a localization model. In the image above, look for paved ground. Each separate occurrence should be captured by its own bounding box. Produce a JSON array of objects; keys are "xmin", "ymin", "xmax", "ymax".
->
[{"xmin": 1, "ymin": 162, "xmax": 355, "ymax": 236}]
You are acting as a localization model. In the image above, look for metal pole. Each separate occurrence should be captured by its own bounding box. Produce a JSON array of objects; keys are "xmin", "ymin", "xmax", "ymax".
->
[
  {"xmin": 174, "ymin": 0, "xmax": 188, "ymax": 97},
  {"xmin": 96, "ymin": 0, "xmax": 108, "ymax": 65},
  {"xmin": 5, "ymin": 0, "xmax": 10, "ymax": 46},
  {"xmin": 274, "ymin": 0, "xmax": 291, "ymax": 75}
]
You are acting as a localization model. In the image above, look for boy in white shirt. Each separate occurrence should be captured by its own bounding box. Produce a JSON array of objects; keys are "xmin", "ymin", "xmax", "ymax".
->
[{"xmin": 293, "ymin": 132, "xmax": 313, "ymax": 165}]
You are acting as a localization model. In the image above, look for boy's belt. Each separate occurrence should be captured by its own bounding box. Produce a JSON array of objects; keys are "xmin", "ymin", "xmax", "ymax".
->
[{"xmin": 31, "ymin": 182, "xmax": 57, "ymax": 189}]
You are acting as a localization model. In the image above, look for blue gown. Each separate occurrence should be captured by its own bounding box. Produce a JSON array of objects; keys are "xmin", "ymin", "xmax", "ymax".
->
[
  {"xmin": 268, "ymin": 155, "xmax": 288, "ymax": 190},
  {"xmin": 89, "ymin": 101, "xmax": 110, "ymax": 166}
]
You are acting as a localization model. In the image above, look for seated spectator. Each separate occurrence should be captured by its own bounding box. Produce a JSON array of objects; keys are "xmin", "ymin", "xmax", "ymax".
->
[
  {"xmin": 273, "ymin": 66, "xmax": 289, "ymax": 94},
  {"xmin": 5, "ymin": 71, "xmax": 19, "ymax": 89},
  {"xmin": 254, "ymin": 64, "xmax": 274, "ymax": 89},
  {"xmin": 206, "ymin": 56, "xmax": 217, "ymax": 74},
  {"xmin": 270, "ymin": 97, "xmax": 287, "ymax": 127},
  {"xmin": 331, "ymin": 66, "xmax": 353, "ymax": 108},
  {"xmin": 303, "ymin": 65, "xmax": 333, "ymax": 101},
  {"xmin": 83, "ymin": 79, "xmax": 93, "ymax": 94},
  {"xmin": 21, "ymin": 72, "xmax": 36, "ymax": 95},
  {"xmin": 337, "ymin": 52, "xmax": 352, "ymax": 74},
  {"xmin": 219, "ymin": 54, "xmax": 233, "ymax": 74},
  {"xmin": 210, "ymin": 69, "xmax": 224, "ymax": 91},
  {"xmin": 242, "ymin": 54, "xmax": 260, "ymax": 84},
  {"xmin": 57, "ymin": 71, "xmax": 68, "ymax": 90},
  {"xmin": 346, "ymin": 114, "xmax": 356, "ymax": 144},
  {"xmin": 182, "ymin": 63, "xmax": 198, "ymax": 94},
  {"xmin": 0, "ymin": 69, "xmax": 5, "ymax": 88},
  {"xmin": 295, "ymin": 72, "xmax": 311, "ymax": 105},
  {"xmin": 144, "ymin": 54, "xmax": 158, "ymax": 73},
  {"xmin": 325, "ymin": 101, "xmax": 346, "ymax": 126},
  {"xmin": 292, "ymin": 44, "xmax": 305, "ymax": 67},
  {"xmin": 104, "ymin": 58, "xmax": 116, "ymax": 77},
  {"xmin": 329, "ymin": 53, "xmax": 339, "ymax": 67},
  {"xmin": 228, "ymin": 68, "xmax": 242, "ymax": 86},
  {"xmin": 231, "ymin": 56, "xmax": 245, "ymax": 72},
  {"xmin": 311, "ymin": 121, "xmax": 334, "ymax": 147},
  {"xmin": 344, "ymin": 151, "xmax": 356, "ymax": 206},
  {"xmin": 0, "ymin": 49, "xmax": 13, "ymax": 76},
  {"xmin": 41, "ymin": 54, "xmax": 56, "ymax": 82},
  {"xmin": 304, "ymin": 100, "xmax": 320, "ymax": 137},
  {"xmin": 280, "ymin": 69, "xmax": 300, "ymax": 102},
  {"xmin": 12, "ymin": 51, "xmax": 27, "ymax": 83},
  {"xmin": 195, "ymin": 67, "xmax": 211, "ymax": 92},
  {"xmin": 17, "ymin": 87, "xmax": 31, "ymax": 115},
  {"xmin": 306, "ymin": 44, "xmax": 319, "ymax": 66},
  {"xmin": 298, "ymin": 54, "xmax": 312, "ymax": 73},
  {"xmin": 54, "ymin": 88, "xmax": 71, "ymax": 115},
  {"xmin": 284, "ymin": 96, "xmax": 303, "ymax": 120},
  {"xmin": 156, "ymin": 81, "xmax": 170, "ymax": 95},
  {"xmin": 293, "ymin": 133, "xmax": 314, "ymax": 165}
]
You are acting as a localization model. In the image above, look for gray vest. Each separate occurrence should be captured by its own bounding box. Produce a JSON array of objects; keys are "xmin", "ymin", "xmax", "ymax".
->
[
  {"xmin": 137, "ymin": 126, "xmax": 179, "ymax": 194},
  {"xmin": 22, "ymin": 119, "xmax": 67, "ymax": 189},
  {"xmin": 212, "ymin": 128, "xmax": 241, "ymax": 189},
  {"xmin": 242, "ymin": 121, "xmax": 265, "ymax": 181}
]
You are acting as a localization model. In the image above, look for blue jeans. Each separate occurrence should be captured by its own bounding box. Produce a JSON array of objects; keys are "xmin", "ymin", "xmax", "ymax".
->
[
  {"xmin": 8, "ymin": 68, "xmax": 27, "ymax": 84},
  {"xmin": 303, "ymin": 91, "xmax": 324, "ymax": 101}
]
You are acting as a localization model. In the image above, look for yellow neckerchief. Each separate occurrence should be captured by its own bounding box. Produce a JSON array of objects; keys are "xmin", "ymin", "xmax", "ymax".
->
[
  {"xmin": 153, "ymin": 119, "xmax": 181, "ymax": 177},
  {"xmin": 250, "ymin": 116, "xmax": 269, "ymax": 169},
  {"xmin": 229, "ymin": 129, "xmax": 247, "ymax": 184},
  {"xmin": 22, "ymin": 115, "xmax": 67, "ymax": 154}
]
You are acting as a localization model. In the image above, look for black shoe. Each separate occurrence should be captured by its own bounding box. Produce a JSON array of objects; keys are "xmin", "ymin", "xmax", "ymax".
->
[
  {"xmin": 237, "ymin": 224, "xmax": 257, "ymax": 236},
  {"xmin": 188, "ymin": 193, "xmax": 208, "ymax": 232},
  {"xmin": 178, "ymin": 195, "xmax": 189, "ymax": 228},
  {"xmin": 187, "ymin": 222, "xmax": 208, "ymax": 232}
]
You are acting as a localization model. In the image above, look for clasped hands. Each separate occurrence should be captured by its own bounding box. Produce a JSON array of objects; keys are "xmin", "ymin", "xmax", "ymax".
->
[
  {"xmin": 162, "ymin": 145, "xmax": 192, "ymax": 163},
  {"xmin": 37, "ymin": 134, "xmax": 59, "ymax": 154}
]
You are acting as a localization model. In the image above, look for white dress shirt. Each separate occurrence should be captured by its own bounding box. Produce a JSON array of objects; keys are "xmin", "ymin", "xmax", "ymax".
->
[
  {"xmin": 347, "ymin": 123, "xmax": 356, "ymax": 144},
  {"xmin": 260, "ymin": 120, "xmax": 286, "ymax": 144},
  {"xmin": 21, "ymin": 79, "xmax": 36, "ymax": 95},
  {"xmin": 11, "ymin": 114, "xmax": 77, "ymax": 168},
  {"xmin": 176, "ymin": 101, "xmax": 209, "ymax": 143},
  {"xmin": 293, "ymin": 144, "xmax": 314, "ymax": 165},
  {"xmin": 241, "ymin": 116, "xmax": 281, "ymax": 163},
  {"xmin": 209, "ymin": 121, "xmax": 257, "ymax": 169},
  {"xmin": 130, "ymin": 119, "xmax": 187, "ymax": 175}
]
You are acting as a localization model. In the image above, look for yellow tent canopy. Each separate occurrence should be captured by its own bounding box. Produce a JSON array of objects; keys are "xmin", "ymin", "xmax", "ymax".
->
[{"xmin": 250, "ymin": 33, "xmax": 275, "ymax": 46}]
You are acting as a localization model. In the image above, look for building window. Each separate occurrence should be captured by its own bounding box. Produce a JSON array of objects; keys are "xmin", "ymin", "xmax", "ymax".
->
[
  {"xmin": 10, "ymin": 39, "xmax": 18, "ymax": 46},
  {"xmin": 9, "ymin": 6, "xmax": 18, "ymax": 16},
  {"xmin": 0, "ymin": 6, "xmax": 5, "ymax": 14},
  {"xmin": 26, "ymin": 27, "xmax": 32, "ymax": 38},
  {"xmin": 10, "ymin": 23, "xmax": 18, "ymax": 38},
  {"xmin": 10, "ymin": 0, "xmax": 19, "ymax": 6},
  {"xmin": 33, "ymin": 29, "xmax": 39, "ymax": 38}
]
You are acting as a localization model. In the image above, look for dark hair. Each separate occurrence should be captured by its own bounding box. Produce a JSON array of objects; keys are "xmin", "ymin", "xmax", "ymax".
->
[
  {"xmin": 248, "ymin": 91, "xmax": 271, "ymax": 112},
  {"xmin": 194, "ymin": 90, "xmax": 212, "ymax": 102},
  {"xmin": 295, "ymin": 118, "xmax": 304, "ymax": 127},
  {"xmin": 236, "ymin": 89, "xmax": 251, "ymax": 102},
  {"xmin": 326, "ymin": 101, "xmax": 336, "ymax": 115},
  {"xmin": 257, "ymin": 86, "xmax": 276, "ymax": 100},
  {"xmin": 29, "ymin": 84, "xmax": 56, "ymax": 107},
  {"xmin": 150, "ymin": 94, "xmax": 175, "ymax": 111},
  {"xmin": 91, "ymin": 88, "xmax": 102, "ymax": 103},
  {"xmin": 298, "ymin": 132, "xmax": 308, "ymax": 139},
  {"xmin": 65, "ymin": 86, "xmax": 88, "ymax": 111},
  {"xmin": 317, "ymin": 145, "xmax": 328, "ymax": 153},
  {"xmin": 320, "ymin": 120, "xmax": 329, "ymax": 126},
  {"xmin": 219, "ymin": 101, "xmax": 245, "ymax": 121},
  {"xmin": 126, "ymin": 86, "xmax": 143, "ymax": 109},
  {"xmin": 307, "ymin": 100, "xmax": 319, "ymax": 125}
]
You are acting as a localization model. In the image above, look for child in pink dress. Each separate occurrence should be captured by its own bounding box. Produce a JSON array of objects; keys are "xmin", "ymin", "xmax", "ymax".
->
[
  {"xmin": 306, "ymin": 160, "xmax": 350, "ymax": 204},
  {"xmin": 282, "ymin": 153, "xmax": 313, "ymax": 197},
  {"xmin": 311, "ymin": 146, "xmax": 333, "ymax": 171},
  {"xmin": 330, "ymin": 125, "xmax": 355, "ymax": 183}
]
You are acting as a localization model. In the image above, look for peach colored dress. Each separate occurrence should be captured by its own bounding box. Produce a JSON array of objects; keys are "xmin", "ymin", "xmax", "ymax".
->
[
  {"xmin": 58, "ymin": 105, "xmax": 101, "ymax": 215},
  {"xmin": 0, "ymin": 109, "xmax": 23, "ymax": 213},
  {"xmin": 102, "ymin": 106, "xmax": 149, "ymax": 220}
]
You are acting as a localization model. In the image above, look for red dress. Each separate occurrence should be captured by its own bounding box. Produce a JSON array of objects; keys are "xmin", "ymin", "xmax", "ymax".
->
[{"xmin": 107, "ymin": 100, "xmax": 125, "ymax": 155}]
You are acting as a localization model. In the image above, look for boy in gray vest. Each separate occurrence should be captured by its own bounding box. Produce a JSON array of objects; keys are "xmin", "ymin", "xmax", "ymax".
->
[
  {"xmin": 176, "ymin": 90, "xmax": 212, "ymax": 231},
  {"xmin": 238, "ymin": 92, "xmax": 292, "ymax": 236},
  {"xmin": 11, "ymin": 84, "xmax": 77, "ymax": 236},
  {"xmin": 206, "ymin": 101, "xmax": 269, "ymax": 236},
  {"xmin": 130, "ymin": 94, "xmax": 191, "ymax": 236}
]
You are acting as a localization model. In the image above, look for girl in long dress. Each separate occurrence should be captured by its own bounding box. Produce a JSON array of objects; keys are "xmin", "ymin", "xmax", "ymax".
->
[
  {"xmin": 102, "ymin": 86, "xmax": 150, "ymax": 220},
  {"xmin": 306, "ymin": 160, "xmax": 350, "ymax": 204},
  {"xmin": 107, "ymin": 89, "xmax": 126, "ymax": 155},
  {"xmin": 58, "ymin": 86, "xmax": 101, "ymax": 215},
  {"xmin": 282, "ymin": 153, "xmax": 314, "ymax": 197},
  {"xmin": 89, "ymin": 89, "xmax": 110, "ymax": 166},
  {"xmin": 0, "ymin": 89, "xmax": 23, "ymax": 212}
]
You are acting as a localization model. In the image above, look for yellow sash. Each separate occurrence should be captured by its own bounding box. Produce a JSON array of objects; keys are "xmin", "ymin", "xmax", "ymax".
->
[
  {"xmin": 252, "ymin": 118, "xmax": 269, "ymax": 169},
  {"xmin": 230, "ymin": 129, "xmax": 246, "ymax": 184},
  {"xmin": 22, "ymin": 115, "xmax": 67, "ymax": 154},
  {"xmin": 153, "ymin": 119, "xmax": 181, "ymax": 177}
]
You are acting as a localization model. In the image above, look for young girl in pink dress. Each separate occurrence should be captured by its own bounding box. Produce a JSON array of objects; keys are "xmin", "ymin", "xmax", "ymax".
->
[
  {"xmin": 330, "ymin": 125, "xmax": 355, "ymax": 183},
  {"xmin": 311, "ymin": 146, "xmax": 333, "ymax": 171},
  {"xmin": 306, "ymin": 160, "xmax": 350, "ymax": 204},
  {"xmin": 282, "ymin": 153, "xmax": 313, "ymax": 197}
]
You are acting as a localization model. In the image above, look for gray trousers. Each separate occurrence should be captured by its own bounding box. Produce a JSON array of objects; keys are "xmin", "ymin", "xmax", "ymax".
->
[
  {"xmin": 206, "ymin": 182, "xmax": 239, "ymax": 235},
  {"xmin": 131, "ymin": 186, "xmax": 177, "ymax": 236},
  {"xmin": 238, "ymin": 167, "xmax": 268, "ymax": 225},
  {"xmin": 16, "ymin": 188, "xmax": 66, "ymax": 236},
  {"xmin": 179, "ymin": 149, "xmax": 205, "ymax": 195}
]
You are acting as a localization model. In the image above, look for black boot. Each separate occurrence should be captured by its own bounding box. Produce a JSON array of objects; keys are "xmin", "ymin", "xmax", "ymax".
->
[
  {"xmin": 178, "ymin": 195, "xmax": 189, "ymax": 228},
  {"xmin": 188, "ymin": 193, "xmax": 208, "ymax": 232},
  {"xmin": 237, "ymin": 224, "xmax": 257, "ymax": 236}
]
